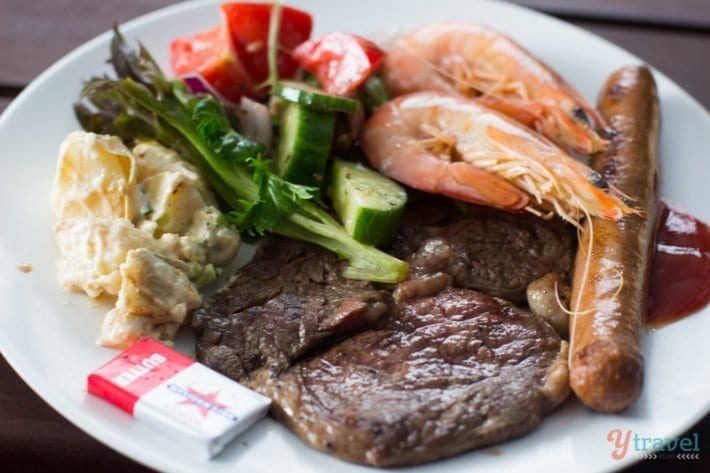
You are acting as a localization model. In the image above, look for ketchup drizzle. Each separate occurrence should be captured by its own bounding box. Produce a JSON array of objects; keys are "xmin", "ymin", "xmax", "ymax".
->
[{"xmin": 647, "ymin": 203, "xmax": 710, "ymax": 327}]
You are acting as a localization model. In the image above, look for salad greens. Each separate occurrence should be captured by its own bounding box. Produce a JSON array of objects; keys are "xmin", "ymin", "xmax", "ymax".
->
[{"xmin": 74, "ymin": 27, "xmax": 408, "ymax": 283}]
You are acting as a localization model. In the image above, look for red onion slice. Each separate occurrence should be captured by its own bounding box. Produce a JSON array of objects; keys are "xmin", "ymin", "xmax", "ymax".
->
[
  {"xmin": 179, "ymin": 73, "xmax": 237, "ymax": 107},
  {"xmin": 236, "ymin": 96, "xmax": 273, "ymax": 152}
]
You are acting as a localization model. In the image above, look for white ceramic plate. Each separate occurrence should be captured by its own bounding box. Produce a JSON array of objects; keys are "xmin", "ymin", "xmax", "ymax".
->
[{"xmin": 0, "ymin": 0, "xmax": 708, "ymax": 472}]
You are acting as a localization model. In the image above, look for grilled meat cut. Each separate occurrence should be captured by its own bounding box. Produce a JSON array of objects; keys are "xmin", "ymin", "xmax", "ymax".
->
[
  {"xmin": 194, "ymin": 235, "xmax": 569, "ymax": 466},
  {"xmin": 193, "ymin": 236, "xmax": 391, "ymax": 380},
  {"xmin": 391, "ymin": 197, "xmax": 575, "ymax": 302},
  {"xmin": 255, "ymin": 288, "xmax": 569, "ymax": 466}
]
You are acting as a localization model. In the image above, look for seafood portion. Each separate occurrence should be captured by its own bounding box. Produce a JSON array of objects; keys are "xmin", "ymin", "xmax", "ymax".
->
[
  {"xmin": 361, "ymin": 92, "xmax": 635, "ymax": 225},
  {"xmin": 381, "ymin": 22, "xmax": 607, "ymax": 155}
]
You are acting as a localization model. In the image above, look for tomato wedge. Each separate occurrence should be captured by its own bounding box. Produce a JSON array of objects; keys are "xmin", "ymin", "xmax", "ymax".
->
[
  {"xmin": 170, "ymin": 24, "xmax": 255, "ymax": 102},
  {"xmin": 221, "ymin": 3, "xmax": 313, "ymax": 86},
  {"xmin": 293, "ymin": 33, "xmax": 385, "ymax": 96},
  {"xmin": 170, "ymin": 3, "xmax": 312, "ymax": 101}
]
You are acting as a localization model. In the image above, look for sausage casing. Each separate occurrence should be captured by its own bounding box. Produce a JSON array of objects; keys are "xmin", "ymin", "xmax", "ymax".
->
[{"xmin": 568, "ymin": 66, "xmax": 660, "ymax": 413}]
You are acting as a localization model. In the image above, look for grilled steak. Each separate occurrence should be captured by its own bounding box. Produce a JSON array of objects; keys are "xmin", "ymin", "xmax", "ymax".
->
[
  {"xmin": 193, "ymin": 236, "xmax": 391, "ymax": 380},
  {"xmin": 194, "ymin": 237, "xmax": 569, "ymax": 466},
  {"xmin": 256, "ymin": 288, "xmax": 568, "ymax": 466},
  {"xmin": 391, "ymin": 197, "xmax": 575, "ymax": 302}
]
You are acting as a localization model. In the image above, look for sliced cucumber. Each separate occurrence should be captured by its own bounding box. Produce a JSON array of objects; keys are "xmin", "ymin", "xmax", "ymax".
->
[
  {"xmin": 275, "ymin": 102, "xmax": 335, "ymax": 186},
  {"xmin": 274, "ymin": 80, "xmax": 359, "ymax": 113},
  {"xmin": 331, "ymin": 159, "xmax": 407, "ymax": 246}
]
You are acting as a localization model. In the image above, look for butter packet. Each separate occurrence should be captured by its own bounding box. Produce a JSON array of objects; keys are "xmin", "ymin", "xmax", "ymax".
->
[{"xmin": 88, "ymin": 337, "xmax": 270, "ymax": 458}]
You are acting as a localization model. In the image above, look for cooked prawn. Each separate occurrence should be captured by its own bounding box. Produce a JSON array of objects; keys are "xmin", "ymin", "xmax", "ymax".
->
[
  {"xmin": 381, "ymin": 22, "xmax": 607, "ymax": 155},
  {"xmin": 361, "ymin": 92, "xmax": 636, "ymax": 225}
]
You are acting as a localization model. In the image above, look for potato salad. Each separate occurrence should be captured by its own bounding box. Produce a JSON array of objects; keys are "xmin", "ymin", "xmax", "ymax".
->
[{"xmin": 51, "ymin": 131, "xmax": 240, "ymax": 348}]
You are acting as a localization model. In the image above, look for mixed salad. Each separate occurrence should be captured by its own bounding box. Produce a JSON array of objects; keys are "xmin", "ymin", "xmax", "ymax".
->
[
  {"xmin": 57, "ymin": 2, "xmax": 409, "ymax": 347},
  {"xmin": 77, "ymin": 3, "xmax": 408, "ymax": 281}
]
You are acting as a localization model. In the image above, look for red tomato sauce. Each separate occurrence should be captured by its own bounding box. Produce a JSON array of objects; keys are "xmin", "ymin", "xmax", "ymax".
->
[{"xmin": 647, "ymin": 203, "xmax": 710, "ymax": 327}]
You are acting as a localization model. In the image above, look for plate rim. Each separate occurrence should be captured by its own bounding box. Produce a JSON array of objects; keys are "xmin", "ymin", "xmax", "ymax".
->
[{"xmin": 0, "ymin": 1, "xmax": 708, "ymax": 472}]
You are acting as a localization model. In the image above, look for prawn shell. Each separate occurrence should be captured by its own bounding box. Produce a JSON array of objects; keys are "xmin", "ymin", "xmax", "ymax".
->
[
  {"xmin": 361, "ymin": 93, "xmax": 529, "ymax": 211},
  {"xmin": 381, "ymin": 22, "xmax": 607, "ymax": 154},
  {"xmin": 361, "ymin": 91, "xmax": 634, "ymax": 224}
]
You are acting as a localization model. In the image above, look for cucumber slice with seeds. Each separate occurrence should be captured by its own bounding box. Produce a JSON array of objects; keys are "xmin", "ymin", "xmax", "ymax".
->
[
  {"xmin": 274, "ymin": 81, "xmax": 359, "ymax": 113},
  {"xmin": 275, "ymin": 102, "xmax": 335, "ymax": 186},
  {"xmin": 331, "ymin": 159, "xmax": 407, "ymax": 246}
]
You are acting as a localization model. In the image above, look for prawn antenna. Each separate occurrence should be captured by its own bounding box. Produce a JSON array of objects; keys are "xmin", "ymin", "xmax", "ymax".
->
[{"xmin": 569, "ymin": 200, "xmax": 595, "ymax": 319}]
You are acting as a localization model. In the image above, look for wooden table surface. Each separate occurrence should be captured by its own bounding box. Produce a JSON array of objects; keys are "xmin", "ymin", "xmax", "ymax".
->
[{"xmin": 0, "ymin": 1, "xmax": 708, "ymax": 471}]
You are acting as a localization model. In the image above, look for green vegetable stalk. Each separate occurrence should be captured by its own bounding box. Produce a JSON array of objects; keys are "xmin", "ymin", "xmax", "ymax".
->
[{"xmin": 74, "ymin": 26, "xmax": 408, "ymax": 283}]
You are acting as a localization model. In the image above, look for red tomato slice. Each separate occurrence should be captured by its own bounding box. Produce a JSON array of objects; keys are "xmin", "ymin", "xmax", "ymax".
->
[
  {"xmin": 170, "ymin": 24, "xmax": 255, "ymax": 102},
  {"xmin": 293, "ymin": 33, "xmax": 385, "ymax": 96},
  {"xmin": 221, "ymin": 3, "xmax": 313, "ymax": 86}
]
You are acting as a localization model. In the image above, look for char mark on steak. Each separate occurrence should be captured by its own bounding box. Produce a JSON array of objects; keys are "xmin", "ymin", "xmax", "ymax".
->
[
  {"xmin": 391, "ymin": 197, "xmax": 575, "ymax": 302},
  {"xmin": 254, "ymin": 288, "xmax": 569, "ymax": 466},
  {"xmin": 193, "ymin": 236, "xmax": 391, "ymax": 381}
]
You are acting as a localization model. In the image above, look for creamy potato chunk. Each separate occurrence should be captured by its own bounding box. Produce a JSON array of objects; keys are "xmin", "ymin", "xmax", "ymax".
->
[{"xmin": 52, "ymin": 132, "xmax": 240, "ymax": 348}]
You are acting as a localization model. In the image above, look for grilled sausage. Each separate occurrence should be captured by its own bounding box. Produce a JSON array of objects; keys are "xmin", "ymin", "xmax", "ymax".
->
[{"xmin": 568, "ymin": 66, "xmax": 660, "ymax": 413}]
